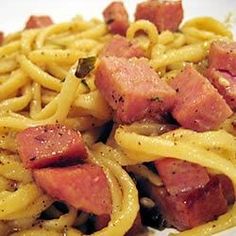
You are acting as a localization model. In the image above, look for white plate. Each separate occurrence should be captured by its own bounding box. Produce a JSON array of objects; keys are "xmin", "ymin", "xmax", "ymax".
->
[{"xmin": 0, "ymin": 0, "xmax": 236, "ymax": 235}]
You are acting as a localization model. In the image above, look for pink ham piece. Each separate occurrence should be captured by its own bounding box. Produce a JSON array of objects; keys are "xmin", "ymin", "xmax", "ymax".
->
[
  {"xmin": 16, "ymin": 124, "xmax": 87, "ymax": 169},
  {"xmin": 151, "ymin": 158, "xmax": 235, "ymax": 231},
  {"xmin": 149, "ymin": 177, "xmax": 228, "ymax": 231},
  {"xmin": 95, "ymin": 56, "xmax": 176, "ymax": 123},
  {"xmin": 206, "ymin": 68, "xmax": 236, "ymax": 110},
  {"xmin": 100, "ymin": 35, "xmax": 145, "ymax": 58},
  {"xmin": 170, "ymin": 66, "xmax": 232, "ymax": 131},
  {"xmin": 208, "ymin": 41, "xmax": 236, "ymax": 76},
  {"xmin": 34, "ymin": 164, "xmax": 112, "ymax": 215},
  {"xmin": 25, "ymin": 15, "xmax": 53, "ymax": 29},
  {"xmin": 103, "ymin": 2, "xmax": 129, "ymax": 36},
  {"xmin": 0, "ymin": 32, "xmax": 3, "ymax": 45},
  {"xmin": 135, "ymin": 0, "xmax": 183, "ymax": 32},
  {"xmin": 155, "ymin": 158, "xmax": 209, "ymax": 195}
]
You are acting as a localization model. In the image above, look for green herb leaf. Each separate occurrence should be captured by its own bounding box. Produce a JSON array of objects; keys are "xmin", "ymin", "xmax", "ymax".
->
[{"xmin": 75, "ymin": 56, "xmax": 96, "ymax": 78}]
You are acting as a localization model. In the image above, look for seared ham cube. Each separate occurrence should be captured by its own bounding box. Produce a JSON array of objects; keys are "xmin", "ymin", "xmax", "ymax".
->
[
  {"xmin": 95, "ymin": 56, "xmax": 176, "ymax": 123},
  {"xmin": 149, "ymin": 177, "xmax": 228, "ymax": 231},
  {"xmin": 100, "ymin": 35, "xmax": 145, "ymax": 58},
  {"xmin": 170, "ymin": 66, "xmax": 232, "ymax": 131},
  {"xmin": 103, "ymin": 2, "xmax": 129, "ymax": 36},
  {"xmin": 16, "ymin": 124, "xmax": 87, "ymax": 169},
  {"xmin": 206, "ymin": 68, "xmax": 236, "ymax": 110},
  {"xmin": 0, "ymin": 32, "xmax": 3, "ymax": 45},
  {"xmin": 155, "ymin": 158, "xmax": 209, "ymax": 195},
  {"xmin": 25, "ymin": 15, "xmax": 53, "ymax": 29},
  {"xmin": 208, "ymin": 41, "xmax": 236, "ymax": 76},
  {"xmin": 135, "ymin": 0, "xmax": 183, "ymax": 32},
  {"xmin": 34, "ymin": 164, "xmax": 112, "ymax": 215}
]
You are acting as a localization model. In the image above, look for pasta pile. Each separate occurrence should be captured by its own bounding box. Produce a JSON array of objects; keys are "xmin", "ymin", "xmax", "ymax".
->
[{"xmin": 0, "ymin": 10, "xmax": 235, "ymax": 236}]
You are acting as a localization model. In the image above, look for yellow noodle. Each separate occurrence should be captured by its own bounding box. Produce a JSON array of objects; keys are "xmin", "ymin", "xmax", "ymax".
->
[
  {"xmin": 30, "ymin": 82, "xmax": 42, "ymax": 118},
  {"xmin": 28, "ymin": 49, "xmax": 84, "ymax": 64},
  {"xmin": 21, "ymin": 29, "xmax": 39, "ymax": 55},
  {"xmin": 151, "ymin": 41, "xmax": 211, "ymax": 69},
  {"xmin": 18, "ymin": 55, "xmax": 62, "ymax": 91},
  {"xmin": 115, "ymin": 127, "xmax": 236, "ymax": 184},
  {"xmin": 182, "ymin": 17, "xmax": 233, "ymax": 39},
  {"xmin": 126, "ymin": 164, "xmax": 163, "ymax": 187},
  {"xmin": 46, "ymin": 63, "xmax": 68, "ymax": 80},
  {"xmin": 0, "ymin": 84, "xmax": 31, "ymax": 112},
  {"xmin": 0, "ymin": 41, "xmax": 20, "ymax": 58},
  {"xmin": 0, "ymin": 184, "xmax": 41, "ymax": 219},
  {"xmin": 0, "ymin": 58, "xmax": 18, "ymax": 74},
  {"xmin": 0, "ymin": 70, "xmax": 28, "ymax": 101}
]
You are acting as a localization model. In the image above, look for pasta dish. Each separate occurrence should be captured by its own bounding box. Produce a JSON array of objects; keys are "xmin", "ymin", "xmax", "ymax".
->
[{"xmin": 0, "ymin": 0, "xmax": 235, "ymax": 235}]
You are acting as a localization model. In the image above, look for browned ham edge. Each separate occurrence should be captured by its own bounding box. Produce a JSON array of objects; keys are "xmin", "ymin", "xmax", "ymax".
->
[
  {"xmin": 103, "ymin": 2, "xmax": 129, "ymax": 36},
  {"xmin": 135, "ymin": 0, "xmax": 183, "ymax": 32}
]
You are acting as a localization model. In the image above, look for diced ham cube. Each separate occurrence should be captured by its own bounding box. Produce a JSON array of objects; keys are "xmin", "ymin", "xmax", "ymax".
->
[
  {"xmin": 135, "ymin": 0, "xmax": 183, "ymax": 32},
  {"xmin": 170, "ymin": 66, "xmax": 232, "ymax": 131},
  {"xmin": 103, "ymin": 2, "xmax": 129, "ymax": 36},
  {"xmin": 95, "ymin": 56, "xmax": 176, "ymax": 123},
  {"xmin": 100, "ymin": 35, "xmax": 145, "ymax": 58},
  {"xmin": 0, "ymin": 32, "xmax": 4, "ymax": 45},
  {"xmin": 25, "ymin": 15, "xmax": 53, "ymax": 29},
  {"xmin": 206, "ymin": 68, "xmax": 236, "ymax": 110},
  {"xmin": 16, "ymin": 124, "xmax": 87, "ymax": 169},
  {"xmin": 34, "ymin": 164, "xmax": 112, "ymax": 215},
  {"xmin": 155, "ymin": 158, "xmax": 209, "ymax": 195},
  {"xmin": 208, "ymin": 41, "xmax": 236, "ymax": 76},
  {"xmin": 149, "ymin": 177, "xmax": 228, "ymax": 231}
]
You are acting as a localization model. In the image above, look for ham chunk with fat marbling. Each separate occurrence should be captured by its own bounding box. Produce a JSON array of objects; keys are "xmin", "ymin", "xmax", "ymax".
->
[
  {"xmin": 34, "ymin": 164, "xmax": 112, "ymax": 215},
  {"xmin": 208, "ymin": 41, "xmax": 236, "ymax": 76},
  {"xmin": 170, "ymin": 66, "xmax": 232, "ymax": 131},
  {"xmin": 95, "ymin": 56, "xmax": 176, "ymax": 123},
  {"xmin": 135, "ymin": 0, "xmax": 183, "ymax": 32},
  {"xmin": 25, "ymin": 15, "xmax": 53, "ymax": 29},
  {"xmin": 206, "ymin": 68, "xmax": 236, "ymax": 110},
  {"xmin": 103, "ymin": 2, "xmax": 129, "ymax": 36},
  {"xmin": 100, "ymin": 35, "xmax": 145, "ymax": 58},
  {"xmin": 16, "ymin": 124, "xmax": 87, "ymax": 169}
]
